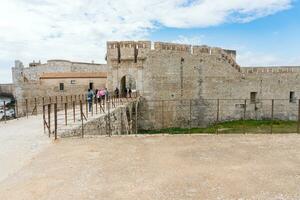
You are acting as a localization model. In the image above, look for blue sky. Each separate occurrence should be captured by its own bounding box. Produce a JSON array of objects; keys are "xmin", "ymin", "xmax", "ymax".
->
[{"xmin": 0, "ymin": 0, "xmax": 299, "ymax": 83}]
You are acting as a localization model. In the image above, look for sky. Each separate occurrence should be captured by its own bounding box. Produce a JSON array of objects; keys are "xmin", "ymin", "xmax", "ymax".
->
[{"xmin": 0, "ymin": 0, "xmax": 300, "ymax": 83}]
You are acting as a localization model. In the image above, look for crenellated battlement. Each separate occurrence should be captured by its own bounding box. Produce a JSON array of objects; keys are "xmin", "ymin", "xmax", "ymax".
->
[
  {"xmin": 106, "ymin": 40, "xmax": 240, "ymax": 73},
  {"xmin": 106, "ymin": 41, "xmax": 237, "ymax": 63},
  {"xmin": 154, "ymin": 42, "xmax": 191, "ymax": 53},
  {"xmin": 241, "ymin": 66, "xmax": 300, "ymax": 74}
]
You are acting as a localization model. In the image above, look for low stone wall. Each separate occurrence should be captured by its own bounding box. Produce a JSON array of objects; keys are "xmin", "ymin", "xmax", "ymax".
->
[{"xmin": 60, "ymin": 102, "xmax": 136, "ymax": 138}]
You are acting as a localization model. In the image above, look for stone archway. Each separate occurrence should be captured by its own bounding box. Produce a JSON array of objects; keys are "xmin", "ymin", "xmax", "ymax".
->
[{"xmin": 120, "ymin": 74, "xmax": 136, "ymax": 97}]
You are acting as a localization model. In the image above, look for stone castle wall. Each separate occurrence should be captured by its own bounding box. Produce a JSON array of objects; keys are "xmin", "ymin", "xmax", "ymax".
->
[
  {"xmin": 11, "ymin": 40, "xmax": 300, "ymax": 129},
  {"xmin": 106, "ymin": 41, "xmax": 300, "ymax": 130},
  {"xmin": 12, "ymin": 60, "xmax": 108, "ymax": 115}
]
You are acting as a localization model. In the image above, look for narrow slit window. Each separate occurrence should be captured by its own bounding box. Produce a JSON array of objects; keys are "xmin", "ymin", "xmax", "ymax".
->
[
  {"xmin": 290, "ymin": 91, "xmax": 295, "ymax": 103},
  {"xmin": 250, "ymin": 92, "xmax": 257, "ymax": 103}
]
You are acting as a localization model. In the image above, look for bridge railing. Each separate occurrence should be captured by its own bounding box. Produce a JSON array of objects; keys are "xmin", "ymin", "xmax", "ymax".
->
[
  {"xmin": 40, "ymin": 91, "xmax": 139, "ymax": 139},
  {"xmin": 0, "ymin": 90, "xmax": 138, "ymax": 119}
]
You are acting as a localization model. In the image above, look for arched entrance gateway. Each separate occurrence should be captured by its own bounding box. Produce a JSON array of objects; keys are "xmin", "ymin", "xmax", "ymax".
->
[{"xmin": 120, "ymin": 74, "xmax": 136, "ymax": 97}]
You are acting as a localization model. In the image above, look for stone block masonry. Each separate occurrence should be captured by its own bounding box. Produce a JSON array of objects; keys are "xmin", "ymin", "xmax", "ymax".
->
[{"xmin": 10, "ymin": 40, "xmax": 300, "ymax": 131}]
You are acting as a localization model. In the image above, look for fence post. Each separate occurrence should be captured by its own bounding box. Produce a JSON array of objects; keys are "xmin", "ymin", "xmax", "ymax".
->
[
  {"xmin": 107, "ymin": 98, "xmax": 111, "ymax": 137},
  {"xmin": 80, "ymin": 100, "xmax": 84, "ymax": 138},
  {"xmin": 271, "ymin": 99, "xmax": 274, "ymax": 134},
  {"xmin": 34, "ymin": 98, "xmax": 37, "ymax": 115},
  {"xmin": 85, "ymin": 99, "xmax": 88, "ymax": 118},
  {"xmin": 25, "ymin": 99, "xmax": 28, "ymax": 118},
  {"xmin": 91, "ymin": 99, "xmax": 94, "ymax": 117},
  {"xmin": 161, "ymin": 100, "xmax": 164, "ymax": 131},
  {"xmin": 64, "ymin": 103, "xmax": 68, "ymax": 125},
  {"xmin": 42, "ymin": 97, "xmax": 45, "ymax": 109},
  {"xmin": 54, "ymin": 103, "xmax": 57, "ymax": 140},
  {"xmin": 135, "ymin": 101, "xmax": 138, "ymax": 136},
  {"xmin": 43, "ymin": 104, "xmax": 45, "ymax": 133},
  {"xmin": 3, "ymin": 101, "xmax": 6, "ymax": 123},
  {"xmin": 47, "ymin": 104, "xmax": 51, "ymax": 137},
  {"xmin": 95, "ymin": 96, "xmax": 98, "ymax": 114},
  {"xmin": 216, "ymin": 99, "xmax": 219, "ymax": 134},
  {"xmin": 243, "ymin": 99, "xmax": 247, "ymax": 134},
  {"xmin": 73, "ymin": 101, "xmax": 75, "ymax": 122},
  {"xmin": 297, "ymin": 99, "xmax": 300, "ymax": 133},
  {"xmin": 189, "ymin": 99, "xmax": 192, "ymax": 134}
]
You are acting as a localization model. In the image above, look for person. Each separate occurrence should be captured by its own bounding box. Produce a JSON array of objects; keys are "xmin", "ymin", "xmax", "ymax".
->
[
  {"xmin": 124, "ymin": 87, "xmax": 128, "ymax": 98},
  {"xmin": 128, "ymin": 88, "xmax": 132, "ymax": 98},
  {"xmin": 104, "ymin": 88, "xmax": 109, "ymax": 100},
  {"xmin": 114, "ymin": 87, "xmax": 119, "ymax": 98},
  {"xmin": 97, "ymin": 89, "xmax": 101, "ymax": 102},
  {"xmin": 99, "ymin": 89, "xmax": 105, "ymax": 100},
  {"xmin": 87, "ymin": 89, "xmax": 94, "ymax": 112}
]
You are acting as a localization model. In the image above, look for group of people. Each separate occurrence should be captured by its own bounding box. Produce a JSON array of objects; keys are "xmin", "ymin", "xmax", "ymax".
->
[
  {"xmin": 86, "ymin": 87, "xmax": 133, "ymax": 112},
  {"xmin": 86, "ymin": 88, "xmax": 108, "ymax": 112}
]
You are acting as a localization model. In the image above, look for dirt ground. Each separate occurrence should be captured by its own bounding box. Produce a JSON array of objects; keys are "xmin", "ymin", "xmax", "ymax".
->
[
  {"xmin": 0, "ymin": 116, "xmax": 50, "ymax": 182},
  {"xmin": 0, "ymin": 134, "xmax": 300, "ymax": 200}
]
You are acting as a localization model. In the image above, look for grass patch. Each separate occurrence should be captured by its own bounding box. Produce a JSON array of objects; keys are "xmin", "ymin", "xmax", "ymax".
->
[{"xmin": 139, "ymin": 120, "xmax": 299, "ymax": 134}]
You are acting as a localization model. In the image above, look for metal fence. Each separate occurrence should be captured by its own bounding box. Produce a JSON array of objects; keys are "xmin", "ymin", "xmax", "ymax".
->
[
  {"xmin": 2, "ymin": 97, "xmax": 300, "ymax": 137},
  {"xmin": 41, "ymin": 92, "xmax": 139, "ymax": 139},
  {"xmin": 137, "ymin": 99, "xmax": 300, "ymax": 134}
]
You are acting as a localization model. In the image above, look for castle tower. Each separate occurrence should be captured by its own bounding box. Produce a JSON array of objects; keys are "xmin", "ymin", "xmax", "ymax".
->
[{"xmin": 106, "ymin": 41, "xmax": 151, "ymax": 95}]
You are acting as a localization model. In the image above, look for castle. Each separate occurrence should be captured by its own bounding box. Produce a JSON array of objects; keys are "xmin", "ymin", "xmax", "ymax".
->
[{"xmin": 11, "ymin": 41, "xmax": 300, "ymax": 129}]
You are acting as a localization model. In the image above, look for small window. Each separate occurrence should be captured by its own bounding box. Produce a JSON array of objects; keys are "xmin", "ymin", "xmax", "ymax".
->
[
  {"xmin": 70, "ymin": 80, "xmax": 76, "ymax": 84},
  {"xmin": 250, "ymin": 92, "xmax": 257, "ymax": 103},
  {"xmin": 290, "ymin": 91, "xmax": 295, "ymax": 103},
  {"xmin": 59, "ymin": 83, "xmax": 64, "ymax": 91}
]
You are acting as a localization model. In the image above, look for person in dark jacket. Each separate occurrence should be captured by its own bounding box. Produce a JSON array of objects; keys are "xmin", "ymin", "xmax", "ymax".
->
[
  {"xmin": 115, "ymin": 87, "xmax": 119, "ymax": 98},
  {"xmin": 87, "ymin": 89, "xmax": 94, "ymax": 112}
]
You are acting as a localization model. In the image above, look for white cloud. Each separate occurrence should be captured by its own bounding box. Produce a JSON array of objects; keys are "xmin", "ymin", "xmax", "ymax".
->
[
  {"xmin": 172, "ymin": 35, "xmax": 204, "ymax": 45},
  {"xmin": 0, "ymin": 0, "xmax": 293, "ymax": 83},
  {"xmin": 237, "ymin": 51, "xmax": 300, "ymax": 67}
]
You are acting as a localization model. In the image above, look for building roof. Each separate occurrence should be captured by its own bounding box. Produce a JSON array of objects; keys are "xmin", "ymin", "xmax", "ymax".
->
[{"xmin": 39, "ymin": 72, "xmax": 107, "ymax": 79}]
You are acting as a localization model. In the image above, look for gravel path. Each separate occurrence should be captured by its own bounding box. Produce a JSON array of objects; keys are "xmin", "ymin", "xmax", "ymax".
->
[
  {"xmin": 0, "ymin": 116, "xmax": 50, "ymax": 182},
  {"xmin": 0, "ymin": 134, "xmax": 300, "ymax": 199}
]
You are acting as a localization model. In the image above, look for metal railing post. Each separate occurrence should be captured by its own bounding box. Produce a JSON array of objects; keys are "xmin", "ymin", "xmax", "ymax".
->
[
  {"xmin": 54, "ymin": 103, "xmax": 57, "ymax": 140},
  {"xmin": 85, "ymin": 98, "xmax": 88, "ymax": 118},
  {"xmin": 64, "ymin": 102, "xmax": 68, "ymax": 125},
  {"xmin": 95, "ymin": 96, "xmax": 98, "ymax": 114},
  {"xmin": 216, "ymin": 99, "xmax": 219, "ymax": 134},
  {"xmin": 135, "ymin": 101, "xmax": 138, "ymax": 136},
  {"xmin": 189, "ymin": 99, "xmax": 192, "ymax": 134},
  {"xmin": 107, "ymin": 98, "xmax": 111, "ymax": 137},
  {"xmin": 43, "ymin": 104, "xmax": 46, "ymax": 133},
  {"xmin": 47, "ymin": 104, "xmax": 51, "ymax": 137},
  {"xmin": 297, "ymin": 99, "xmax": 300, "ymax": 133},
  {"xmin": 80, "ymin": 100, "xmax": 84, "ymax": 138},
  {"xmin": 161, "ymin": 100, "xmax": 164, "ymax": 130},
  {"xmin": 73, "ymin": 101, "xmax": 75, "ymax": 122},
  {"xmin": 34, "ymin": 97, "xmax": 37, "ymax": 115},
  {"xmin": 271, "ymin": 99, "xmax": 274, "ymax": 134},
  {"xmin": 243, "ymin": 99, "xmax": 247, "ymax": 134},
  {"xmin": 25, "ymin": 99, "xmax": 28, "ymax": 118}
]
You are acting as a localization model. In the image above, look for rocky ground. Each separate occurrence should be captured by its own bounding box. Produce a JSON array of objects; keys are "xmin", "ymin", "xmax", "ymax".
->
[{"xmin": 0, "ymin": 134, "xmax": 300, "ymax": 200}]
